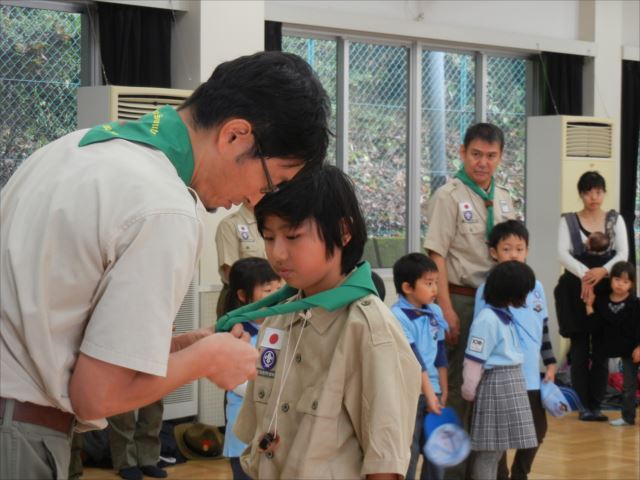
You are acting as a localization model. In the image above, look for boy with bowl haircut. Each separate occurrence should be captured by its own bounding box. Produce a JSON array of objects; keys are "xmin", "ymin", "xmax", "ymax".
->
[
  {"xmin": 222, "ymin": 166, "xmax": 421, "ymax": 479},
  {"xmin": 474, "ymin": 220, "xmax": 557, "ymax": 480}
]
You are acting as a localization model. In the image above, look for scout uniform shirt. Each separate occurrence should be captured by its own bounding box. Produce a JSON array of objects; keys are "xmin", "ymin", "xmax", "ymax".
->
[
  {"xmin": 423, "ymin": 178, "xmax": 515, "ymax": 288},
  {"xmin": 215, "ymin": 204, "xmax": 266, "ymax": 280},
  {"xmin": 464, "ymin": 307, "xmax": 524, "ymax": 369},
  {"xmin": 234, "ymin": 294, "xmax": 422, "ymax": 479}
]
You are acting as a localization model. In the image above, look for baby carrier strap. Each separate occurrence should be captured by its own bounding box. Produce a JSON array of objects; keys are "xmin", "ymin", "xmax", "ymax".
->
[
  {"xmin": 604, "ymin": 209, "xmax": 618, "ymax": 247},
  {"xmin": 561, "ymin": 212, "xmax": 584, "ymax": 257}
]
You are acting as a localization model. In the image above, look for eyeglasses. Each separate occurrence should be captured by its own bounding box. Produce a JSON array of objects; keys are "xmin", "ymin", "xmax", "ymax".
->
[{"xmin": 256, "ymin": 140, "xmax": 279, "ymax": 194}]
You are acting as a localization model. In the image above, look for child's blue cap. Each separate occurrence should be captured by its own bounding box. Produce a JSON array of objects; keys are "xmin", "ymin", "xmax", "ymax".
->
[
  {"xmin": 557, "ymin": 385, "xmax": 584, "ymax": 412},
  {"xmin": 423, "ymin": 407, "xmax": 471, "ymax": 467},
  {"xmin": 540, "ymin": 382, "xmax": 573, "ymax": 417}
]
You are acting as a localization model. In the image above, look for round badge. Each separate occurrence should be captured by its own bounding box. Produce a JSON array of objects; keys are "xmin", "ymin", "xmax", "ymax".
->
[{"xmin": 261, "ymin": 348, "xmax": 277, "ymax": 371}]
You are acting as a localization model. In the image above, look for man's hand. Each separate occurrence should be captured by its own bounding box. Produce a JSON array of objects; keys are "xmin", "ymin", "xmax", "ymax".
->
[
  {"xmin": 543, "ymin": 363, "xmax": 556, "ymax": 383},
  {"xmin": 443, "ymin": 307, "xmax": 461, "ymax": 345},
  {"xmin": 200, "ymin": 333, "xmax": 258, "ymax": 391}
]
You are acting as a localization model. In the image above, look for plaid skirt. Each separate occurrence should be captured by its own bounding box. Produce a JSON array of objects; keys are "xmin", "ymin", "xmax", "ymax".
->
[{"xmin": 470, "ymin": 365, "xmax": 538, "ymax": 451}]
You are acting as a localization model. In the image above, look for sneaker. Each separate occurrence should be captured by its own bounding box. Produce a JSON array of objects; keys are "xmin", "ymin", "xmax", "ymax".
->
[
  {"xmin": 140, "ymin": 465, "xmax": 168, "ymax": 478},
  {"xmin": 591, "ymin": 410, "xmax": 609, "ymax": 421},
  {"xmin": 610, "ymin": 418, "xmax": 633, "ymax": 426},
  {"xmin": 578, "ymin": 409, "xmax": 595, "ymax": 421}
]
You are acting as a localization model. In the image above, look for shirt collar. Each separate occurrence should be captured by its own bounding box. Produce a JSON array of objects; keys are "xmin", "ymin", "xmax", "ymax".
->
[
  {"xmin": 237, "ymin": 204, "xmax": 257, "ymax": 224},
  {"xmin": 489, "ymin": 306, "xmax": 514, "ymax": 324}
]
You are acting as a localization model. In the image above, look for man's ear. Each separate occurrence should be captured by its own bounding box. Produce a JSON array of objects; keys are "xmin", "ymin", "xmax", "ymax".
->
[
  {"xmin": 489, "ymin": 247, "xmax": 499, "ymax": 262},
  {"xmin": 401, "ymin": 281, "xmax": 413, "ymax": 296},
  {"xmin": 339, "ymin": 218, "xmax": 352, "ymax": 246},
  {"xmin": 217, "ymin": 119, "xmax": 253, "ymax": 157}
]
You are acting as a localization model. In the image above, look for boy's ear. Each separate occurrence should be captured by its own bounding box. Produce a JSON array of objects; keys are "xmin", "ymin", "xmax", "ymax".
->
[
  {"xmin": 339, "ymin": 218, "xmax": 352, "ymax": 246},
  {"xmin": 401, "ymin": 281, "xmax": 413, "ymax": 296},
  {"xmin": 489, "ymin": 247, "xmax": 499, "ymax": 261},
  {"xmin": 237, "ymin": 289, "xmax": 247, "ymax": 304}
]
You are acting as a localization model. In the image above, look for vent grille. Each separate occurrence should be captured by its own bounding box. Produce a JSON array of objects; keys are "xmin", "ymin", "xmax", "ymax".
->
[
  {"xmin": 565, "ymin": 122, "xmax": 612, "ymax": 158},
  {"xmin": 116, "ymin": 94, "xmax": 189, "ymax": 120},
  {"xmin": 165, "ymin": 382, "xmax": 195, "ymax": 405}
]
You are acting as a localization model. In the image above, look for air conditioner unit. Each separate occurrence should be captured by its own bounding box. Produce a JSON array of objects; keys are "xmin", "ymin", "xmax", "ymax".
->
[
  {"xmin": 163, "ymin": 272, "xmax": 200, "ymax": 420},
  {"xmin": 77, "ymin": 85, "xmax": 192, "ymax": 128},
  {"xmin": 526, "ymin": 115, "xmax": 616, "ymax": 364}
]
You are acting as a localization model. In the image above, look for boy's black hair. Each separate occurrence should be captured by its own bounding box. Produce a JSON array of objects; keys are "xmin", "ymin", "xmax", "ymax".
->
[
  {"xmin": 610, "ymin": 261, "xmax": 636, "ymax": 287},
  {"xmin": 577, "ymin": 171, "xmax": 606, "ymax": 193},
  {"xmin": 181, "ymin": 51, "xmax": 331, "ymax": 167},
  {"xmin": 488, "ymin": 220, "xmax": 529, "ymax": 249},
  {"xmin": 483, "ymin": 261, "xmax": 535, "ymax": 308},
  {"xmin": 223, "ymin": 257, "xmax": 281, "ymax": 314},
  {"xmin": 463, "ymin": 123, "xmax": 504, "ymax": 151},
  {"xmin": 371, "ymin": 271, "xmax": 386, "ymax": 301},
  {"xmin": 393, "ymin": 253, "xmax": 438, "ymax": 295},
  {"xmin": 255, "ymin": 165, "xmax": 367, "ymax": 275}
]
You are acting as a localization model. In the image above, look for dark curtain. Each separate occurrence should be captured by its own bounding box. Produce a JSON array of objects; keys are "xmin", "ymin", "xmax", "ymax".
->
[
  {"xmin": 97, "ymin": 3, "xmax": 172, "ymax": 87},
  {"xmin": 533, "ymin": 52, "xmax": 584, "ymax": 115},
  {"xmin": 620, "ymin": 60, "xmax": 640, "ymax": 272},
  {"xmin": 265, "ymin": 21, "xmax": 282, "ymax": 51}
]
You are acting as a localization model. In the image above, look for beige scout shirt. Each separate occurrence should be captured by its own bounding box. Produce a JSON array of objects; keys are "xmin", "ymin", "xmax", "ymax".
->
[
  {"xmin": 215, "ymin": 204, "xmax": 266, "ymax": 281},
  {"xmin": 0, "ymin": 131, "xmax": 205, "ymax": 430},
  {"xmin": 234, "ymin": 294, "xmax": 421, "ymax": 479},
  {"xmin": 423, "ymin": 178, "xmax": 515, "ymax": 288}
]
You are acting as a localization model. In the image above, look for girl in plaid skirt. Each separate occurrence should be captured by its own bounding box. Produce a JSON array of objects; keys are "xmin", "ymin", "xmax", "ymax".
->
[{"xmin": 462, "ymin": 261, "xmax": 538, "ymax": 480}]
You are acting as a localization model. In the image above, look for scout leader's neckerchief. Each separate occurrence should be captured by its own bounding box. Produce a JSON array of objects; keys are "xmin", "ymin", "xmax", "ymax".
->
[
  {"xmin": 78, "ymin": 105, "xmax": 194, "ymax": 185},
  {"xmin": 216, "ymin": 261, "xmax": 378, "ymax": 332},
  {"xmin": 455, "ymin": 167, "xmax": 495, "ymax": 238},
  {"xmin": 396, "ymin": 295, "xmax": 449, "ymax": 332}
]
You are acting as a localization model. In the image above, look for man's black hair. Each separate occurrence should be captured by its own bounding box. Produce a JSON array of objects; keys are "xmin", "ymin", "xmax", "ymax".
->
[
  {"xmin": 488, "ymin": 220, "xmax": 530, "ymax": 249},
  {"xmin": 224, "ymin": 257, "xmax": 280, "ymax": 314},
  {"xmin": 255, "ymin": 165, "xmax": 367, "ymax": 275},
  {"xmin": 577, "ymin": 170, "xmax": 606, "ymax": 193},
  {"xmin": 463, "ymin": 122, "xmax": 504, "ymax": 151},
  {"xmin": 483, "ymin": 261, "xmax": 535, "ymax": 308},
  {"xmin": 610, "ymin": 261, "xmax": 636, "ymax": 287},
  {"xmin": 181, "ymin": 51, "xmax": 331, "ymax": 167},
  {"xmin": 393, "ymin": 253, "xmax": 438, "ymax": 295}
]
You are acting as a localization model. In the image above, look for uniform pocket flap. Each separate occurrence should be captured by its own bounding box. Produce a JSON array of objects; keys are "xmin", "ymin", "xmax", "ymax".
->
[{"xmin": 295, "ymin": 386, "xmax": 342, "ymax": 418}]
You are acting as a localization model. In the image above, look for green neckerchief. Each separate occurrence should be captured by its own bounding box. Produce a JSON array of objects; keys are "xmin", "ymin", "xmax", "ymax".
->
[
  {"xmin": 216, "ymin": 261, "xmax": 377, "ymax": 332},
  {"xmin": 78, "ymin": 105, "xmax": 194, "ymax": 185},
  {"xmin": 455, "ymin": 167, "xmax": 495, "ymax": 238}
]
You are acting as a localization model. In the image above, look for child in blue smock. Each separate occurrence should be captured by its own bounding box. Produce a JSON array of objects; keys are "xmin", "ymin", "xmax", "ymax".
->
[
  {"xmin": 391, "ymin": 253, "xmax": 448, "ymax": 480},
  {"xmin": 474, "ymin": 220, "xmax": 556, "ymax": 480},
  {"xmin": 462, "ymin": 261, "xmax": 538, "ymax": 480},
  {"xmin": 222, "ymin": 257, "xmax": 282, "ymax": 480}
]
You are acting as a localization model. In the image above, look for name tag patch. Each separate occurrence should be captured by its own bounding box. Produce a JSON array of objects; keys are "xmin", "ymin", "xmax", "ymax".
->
[
  {"xmin": 469, "ymin": 336, "xmax": 485, "ymax": 353},
  {"xmin": 499, "ymin": 199, "xmax": 510, "ymax": 214}
]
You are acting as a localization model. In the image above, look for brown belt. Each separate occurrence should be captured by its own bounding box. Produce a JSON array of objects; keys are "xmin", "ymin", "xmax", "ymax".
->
[
  {"xmin": 448, "ymin": 283, "xmax": 477, "ymax": 297},
  {"xmin": 0, "ymin": 398, "xmax": 74, "ymax": 434}
]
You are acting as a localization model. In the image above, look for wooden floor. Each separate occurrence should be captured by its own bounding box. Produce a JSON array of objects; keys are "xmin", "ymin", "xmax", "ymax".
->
[{"xmin": 83, "ymin": 411, "xmax": 639, "ymax": 479}]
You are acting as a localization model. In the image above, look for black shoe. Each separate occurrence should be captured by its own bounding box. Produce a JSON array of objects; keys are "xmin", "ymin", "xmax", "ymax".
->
[
  {"xmin": 140, "ymin": 465, "xmax": 168, "ymax": 478},
  {"xmin": 578, "ymin": 409, "xmax": 596, "ymax": 421},
  {"xmin": 591, "ymin": 409, "xmax": 609, "ymax": 421},
  {"xmin": 118, "ymin": 467, "xmax": 143, "ymax": 480}
]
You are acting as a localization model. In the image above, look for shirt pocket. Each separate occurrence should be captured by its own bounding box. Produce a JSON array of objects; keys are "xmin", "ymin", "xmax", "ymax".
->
[
  {"xmin": 240, "ymin": 241, "xmax": 261, "ymax": 257},
  {"xmin": 296, "ymin": 385, "xmax": 343, "ymax": 418},
  {"xmin": 252, "ymin": 376, "xmax": 274, "ymax": 405},
  {"xmin": 459, "ymin": 221, "xmax": 485, "ymax": 237}
]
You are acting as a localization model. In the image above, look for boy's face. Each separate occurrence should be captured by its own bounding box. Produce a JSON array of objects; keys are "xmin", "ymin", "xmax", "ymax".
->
[
  {"xmin": 490, "ymin": 235, "xmax": 528, "ymax": 263},
  {"xmin": 611, "ymin": 273, "xmax": 633, "ymax": 297},
  {"xmin": 262, "ymin": 215, "xmax": 345, "ymax": 296},
  {"xmin": 402, "ymin": 271, "xmax": 438, "ymax": 308}
]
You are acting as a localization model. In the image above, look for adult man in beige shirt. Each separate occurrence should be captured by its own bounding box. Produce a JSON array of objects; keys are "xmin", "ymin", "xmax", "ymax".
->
[
  {"xmin": 215, "ymin": 204, "xmax": 267, "ymax": 315},
  {"xmin": 0, "ymin": 52, "xmax": 330, "ymax": 479},
  {"xmin": 423, "ymin": 123, "xmax": 516, "ymax": 479}
]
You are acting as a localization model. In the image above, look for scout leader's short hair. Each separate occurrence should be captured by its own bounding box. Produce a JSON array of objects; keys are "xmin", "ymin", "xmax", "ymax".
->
[
  {"xmin": 181, "ymin": 51, "xmax": 331, "ymax": 167},
  {"xmin": 393, "ymin": 253, "xmax": 438, "ymax": 295},
  {"xmin": 463, "ymin": 122, "xmax": 504, "ymax": 151},
  {"xmin": 488, "ymin": 220, "xmax": 530, "ymax": 249},
  {"xmin": 483, "ymin": 261, "xmax": 535, "ymax": 308},
  {"xmin": 255, "ymin": 165, "xmax": 367, "ymax": 275}
]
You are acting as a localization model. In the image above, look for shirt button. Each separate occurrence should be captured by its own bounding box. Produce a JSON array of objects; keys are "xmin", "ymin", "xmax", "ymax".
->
[
  {"xmin": 281, "ymin": 403, "xmax": 290, "ymax": 413},
  {"xmin": 361, "ymin": 300, "xmax": 371, "ymax": 306},
  {"xmin": 311, "ymin": 400, "xmax": 318, "ymax": 410},
  {"xmin": 266, "ymin": 452, "xmax": 274, "ymax": 459},
  {"xmin": 258, "ymin": 390, "xmax": 265, "ymax": 399},
  {"xmin": 295, "ymin": 353, "xmax": 302, "ymax": 363}
]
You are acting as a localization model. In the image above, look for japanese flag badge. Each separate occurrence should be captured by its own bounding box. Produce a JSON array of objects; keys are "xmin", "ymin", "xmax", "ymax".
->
[
  {"xmin": 261, "ymin": 327, "xmax": 286, "ymax": 350},
  {"xmin": 459, "ymin": 202, "xmax": 474, "ymax": 222}
]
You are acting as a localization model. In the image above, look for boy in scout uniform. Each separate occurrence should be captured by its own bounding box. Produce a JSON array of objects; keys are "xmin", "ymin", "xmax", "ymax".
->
[
  {"xmin": 215, "ymin": 204, "xmax": 267, "ymax": 316},
  {"xmin": 423, "ymin": 123, "xmax": 515, "ymax": 479},
  {"xmin": 217, "ymin": 166, "xmax": 422, "ymax": 479}
]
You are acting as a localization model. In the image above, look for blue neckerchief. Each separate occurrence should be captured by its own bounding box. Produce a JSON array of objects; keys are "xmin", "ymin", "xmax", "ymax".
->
[
  {"xmin": 241, "ymin": 321, "xmax": 260, "ymax": 337},
  {"xmin": 488, "ymin": 305, "xmax": 513, "ymax": 325},
  {"xmin": 396, "ymin": 295, "xmax": 449, "ymax": 331}
]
